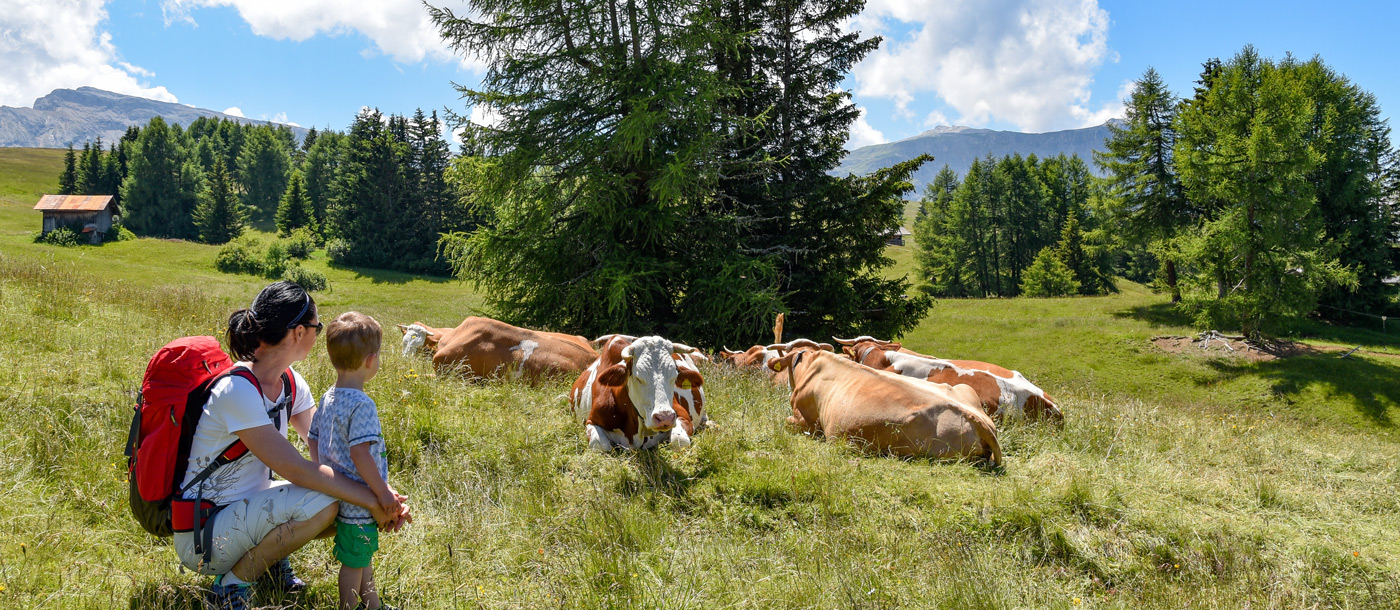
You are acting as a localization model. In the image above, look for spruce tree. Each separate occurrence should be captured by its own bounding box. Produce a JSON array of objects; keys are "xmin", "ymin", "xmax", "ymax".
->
[
  {"xmin": 1094, "ymin": 67, "xmax": 1190, "ymax": 302},
  {"xmin": 302, "ymin": 131, "xmax": 344, "ymax": 236},
  {"xmin": 710, "ymin": 0, "xmax": 931, "ymax": 341},
  {"xmin": 327, "ymin": 109, "xmax": 407, "ymax": 268},
  {"xmin": 238, "ymin": 126, "xmax": 292, "ymax": 223},
  {"xmin": 1021, "ymin": 247, "xmax": 1079, "ymax": 297},
  {"xmin": 430, "ymin": 0, "xmax": 783, "ymax": 344},
  {"xmin": 59, "ymin": 145, "xmax": 78, "ymax": 195},
  {"xmin": 275, "ymin": 170, "xmax": 315, "ymax": 237},
  {"xmin": 193, "ymin": 157, "xmax": 246, "ymax": 244},
  {"xmin": 120, "ymin": 117, "xmax": 201, "ymax": 239}
]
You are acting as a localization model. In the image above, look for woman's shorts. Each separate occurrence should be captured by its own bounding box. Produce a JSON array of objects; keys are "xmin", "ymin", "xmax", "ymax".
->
[{"xmin": 174, "ymin": 481, "xmax": 337, "ymax": 575}]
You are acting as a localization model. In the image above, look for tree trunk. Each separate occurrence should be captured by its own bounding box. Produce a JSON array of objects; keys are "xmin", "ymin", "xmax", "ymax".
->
[{"xmin": 1165, "ymin": 258, "xmax": 1181, "ymax": 303}]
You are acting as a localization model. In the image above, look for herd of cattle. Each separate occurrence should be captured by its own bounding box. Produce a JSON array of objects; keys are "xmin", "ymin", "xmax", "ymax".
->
[{"xmin": 397, "ymin": 316, "xmax": 1063, "ymax": 466}]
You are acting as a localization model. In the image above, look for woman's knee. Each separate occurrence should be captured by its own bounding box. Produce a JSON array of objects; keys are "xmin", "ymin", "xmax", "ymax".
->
[{"xmin": 311, "ymin": 500, "xmax": 339, "ymax": 526}]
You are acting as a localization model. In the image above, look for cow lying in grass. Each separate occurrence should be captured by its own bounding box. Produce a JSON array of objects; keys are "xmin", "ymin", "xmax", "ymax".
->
[
  {"xmin": 834, "ymin": 336, "xmax": 1063, "ymax": 423},
  {"xmin": 570, "ymin": 335, "xmax": 707, "ymax": 451},
  {"xmin": 767, "ymin": 344, "xmax": 1002, "ymax": 465},
  {"xmin": 719, "ymin": 339, "xmax": 837, "ymax": 385},
  {"xmin": 397, "ymin": 317, "xmax": 595, "ymax": 382}
]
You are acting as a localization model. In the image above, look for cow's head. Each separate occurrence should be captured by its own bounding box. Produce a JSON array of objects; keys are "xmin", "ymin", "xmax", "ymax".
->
[
  {"xmin": 1027, "ymin": 393, "xmax": 1066, "ymax": 425},
  {"xmin": 397, "ymin": 323, "xmax": 439, "ymax": 357},
  {"xmin": 832, "ymin": 335, "xmax": 899, "ymax": 362},
  {"xmin": 596, "ymin": 336, "xmax": 702, "ymax": 432},
  {"xmin": 767, "ymin": 339, "xmax": 836, "ymax": 355}
]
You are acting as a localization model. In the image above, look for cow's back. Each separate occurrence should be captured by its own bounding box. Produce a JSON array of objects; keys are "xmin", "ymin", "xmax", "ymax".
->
[
  {"xmin": 433, "ymin": 317, "xmax": 594, "ymax": 380},
  {"xmin": 799, "ymin": 353, "xmax": 1001, "ymax": 464}
]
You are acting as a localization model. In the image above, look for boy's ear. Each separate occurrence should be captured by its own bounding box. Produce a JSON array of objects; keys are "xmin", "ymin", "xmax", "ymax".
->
[{"xmin": 365, "ymin": 351, "xmax": 380, "ymax": 369}]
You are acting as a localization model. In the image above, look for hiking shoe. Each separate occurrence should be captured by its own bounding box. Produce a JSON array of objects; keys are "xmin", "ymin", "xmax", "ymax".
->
[
  {"xmin": 260, "ymin": 557, "xmax": 306, "ymax": 594},
  {"xmin": 208, "ymin": 582, "xmax": 253, "ymax": 610}
]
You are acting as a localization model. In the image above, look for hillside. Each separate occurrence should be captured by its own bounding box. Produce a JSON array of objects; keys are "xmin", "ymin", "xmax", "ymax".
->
[
  {"xmin": 4, "ymin": 147, "xmax": 1400, "ymax": 608},
  {"xmin": 0, "ymin": 87, "xmax": 309, "ymax": 148},
  {"xmin": 837, "ymin": 123, "xmax": 1114, "ymax": 192}
]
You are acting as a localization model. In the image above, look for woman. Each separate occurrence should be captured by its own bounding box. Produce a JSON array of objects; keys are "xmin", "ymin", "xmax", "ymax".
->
[{"xmin": 173, "ymin": 281, "xmax": 409, "ymax": 610}]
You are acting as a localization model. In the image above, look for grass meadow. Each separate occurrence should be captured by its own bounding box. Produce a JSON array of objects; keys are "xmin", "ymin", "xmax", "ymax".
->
[{"xmin": 3, "ymin": 148, "xmax": 1400, "ymax": 608}]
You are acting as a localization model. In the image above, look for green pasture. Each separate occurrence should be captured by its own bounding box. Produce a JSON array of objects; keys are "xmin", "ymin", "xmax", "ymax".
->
[{"xmin": 3, "ymin": 148, "xmax": 1400, "ymax": 608}]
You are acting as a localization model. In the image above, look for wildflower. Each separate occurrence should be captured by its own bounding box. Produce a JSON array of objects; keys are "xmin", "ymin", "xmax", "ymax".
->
[
  {"xmin": 538, "ymin": 548, "xmax": 544, "ymax": 555},
  {"xmin": 1354, "ymin": 551, "xmax": 1359, "ymax": 557},
  {"xmin": 1173, "ymin": 564, "xmax": 1179, "ymax": 569},
  {"xmin": 1073, "ymin": 598, "xmax": 1081, "ymax": 605}
]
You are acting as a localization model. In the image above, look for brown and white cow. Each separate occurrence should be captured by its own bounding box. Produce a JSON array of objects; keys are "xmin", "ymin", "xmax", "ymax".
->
[
  {"xmin": 570, "ymin": 335, "xmax": 706, "ymax": 451},
  {"xmin": 836, "ymin": 337, "xmax": 1063, "ymax": 423},
  {"xmin": 397, "ymin": 317, "xmax": 595, "ymax": 381},
  {"xmin": 766, "ymin": 348, "xmax": 1002, "ymax": 465}
]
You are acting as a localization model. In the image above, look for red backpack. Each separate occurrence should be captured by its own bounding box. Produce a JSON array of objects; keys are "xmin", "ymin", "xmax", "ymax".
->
[{"xmin": 124, "ymin": 336, "xmax": 294, "ymax": 538}]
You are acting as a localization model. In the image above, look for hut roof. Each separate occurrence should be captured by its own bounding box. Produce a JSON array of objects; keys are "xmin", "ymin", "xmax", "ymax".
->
[{"xmin": 33, "ymin": 194, "xmax": 115, "ymax": 212}]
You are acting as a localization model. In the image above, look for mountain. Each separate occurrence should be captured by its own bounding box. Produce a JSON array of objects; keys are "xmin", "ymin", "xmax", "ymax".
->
[
  {"xmin": 0, "ymin": 87, "xmax": 309, "ymax": 148},
  {"xmin": 836, "ymin": 123, "xmax": 1116, "ymax": 193}
]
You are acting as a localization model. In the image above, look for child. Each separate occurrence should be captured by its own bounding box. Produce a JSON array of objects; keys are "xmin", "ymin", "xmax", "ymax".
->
[{"xmin": 309, "ymin": 312, "xmax": 401, "ymax": 610}]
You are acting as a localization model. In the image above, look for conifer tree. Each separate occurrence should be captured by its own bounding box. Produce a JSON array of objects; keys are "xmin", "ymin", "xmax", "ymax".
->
[
  {"xmin": 302, "ymin": 131, "xmax": 344, "ymax": 235},
  {"xmin": 193, "ymin": 157, "xmax": 246, "ymax": 244},
  {"xmin": 238, "ymin": 126, "xmax": 292, "ymax": 223},
  {"xmin": 1021, "ymin": 247, "xmax": 1079, "ymax": 297},
  {"xmin": 1175, "ymin": 46, "xmax": 1354, "ymax": 336},
  {"xmin": 58, "ymin": 145, "xmax": 78, "ymax": 195},
  {"xmin": 327, "ymin": 109, "xmax": 408, "ymax": 268},
  {"xmin": 1096, "ymin": 67, "xmax": 1190, "ymax": 301},
  {"xmin": 275, "ymin": 170, "xmax": 315, "ymax": 237},
  {"xmin": 121, "ymin": 117, "xmax": 202, "ymax": 239}
]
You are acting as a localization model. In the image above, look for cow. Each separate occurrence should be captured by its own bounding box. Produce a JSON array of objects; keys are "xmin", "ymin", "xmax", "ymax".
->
[
  {"xmin": 397, "ymin": 317, "xmax": 596, "ymax": 381},
  {"xmin": 570, "ymin": 335, "xmax": 706, "ymax": 451},
  {"xmin": 720, "ymin": 339, "xmax": 836, "ymax": 386},
  {"xmin": 765, "ymin": 347, "xmax": 1002, "ymax": 465},
  {"xmin": 835, "ymin": 337, "xmax": 1063, "ymax": 423},
  {"xmin": 590, "ymin": 334, "xmax": 711, "ymax": 439}
]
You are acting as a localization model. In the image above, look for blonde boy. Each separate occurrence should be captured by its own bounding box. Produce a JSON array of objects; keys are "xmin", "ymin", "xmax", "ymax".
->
[{"xmin": 308, "ymin": 312, "xmax": 401, "ymax": 610}]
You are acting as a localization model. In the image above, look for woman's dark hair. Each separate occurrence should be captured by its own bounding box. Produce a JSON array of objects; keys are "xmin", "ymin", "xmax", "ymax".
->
[{"xmin": 227, "ymin": 281, "xmax": 317, "ymax": 361}]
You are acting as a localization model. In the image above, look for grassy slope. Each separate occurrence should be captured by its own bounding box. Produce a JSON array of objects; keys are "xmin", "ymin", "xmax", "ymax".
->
[{"xmin": 2, "ymin": 149, "xmax": 1400, "ymax": 609}]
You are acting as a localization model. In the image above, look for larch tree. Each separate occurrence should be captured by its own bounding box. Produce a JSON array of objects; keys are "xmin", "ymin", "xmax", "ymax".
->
[
  {"xmin": 121, "ymin": 117, "xmax": 202, "ymax": 239},
  {"xmin": 1174, "ymin": 46, "xmax": 1354, "ymax": 336}
]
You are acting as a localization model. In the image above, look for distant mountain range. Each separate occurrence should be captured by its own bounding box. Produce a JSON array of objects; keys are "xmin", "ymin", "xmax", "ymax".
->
[
  {"xmin": 836, "ymin": 123, "xmax": 1116, "ymax": 193},
  {"xmin": 0, "ymin": 87, "xmax": 308, "ymax": 149}
]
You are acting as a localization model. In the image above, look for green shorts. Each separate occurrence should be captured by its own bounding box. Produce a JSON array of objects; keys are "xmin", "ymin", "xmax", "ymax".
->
[{"xmin": 333, "ymin": 520, "xmax": 379, "ymax": 568}]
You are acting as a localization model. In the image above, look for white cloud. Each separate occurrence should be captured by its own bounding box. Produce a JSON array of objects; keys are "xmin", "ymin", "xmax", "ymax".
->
[
  {"xmin": 847, "ymin": 107, "xmax": 887, "ymax": 149},
  {"xmin": 469, "ymin": 104, "xmax": 503, "ymax": 130},
  {"xmin": 270, "ymin": 111, "xmax": 299, "ymax": 126},
  {"xmin": 161, "ymin": 0, "xmax": 486, "ymax": 71},
  {"xmin": 852, "ymin": 0, "xmax": 1118, "ymax": 132},
  {"xmin": 222, "ymin": 106, "xmax": 245, "ymax": 117},
  {"xmin": 922, "ymin": 109, "xmax": 952, "ymax": 129},
  {"xmin": 0, "ymin": 0, "xmax": 176, "ymax": 108}
]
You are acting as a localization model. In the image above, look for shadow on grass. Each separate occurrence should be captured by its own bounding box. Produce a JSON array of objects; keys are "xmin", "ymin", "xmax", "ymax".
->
[
  {"xmin": 616, "ymin": 449, "xmax": 702, "ymax": 499},
  {"xmin": 327, "ymin": 262, "xmax": 455, "ymax": 285},
  {"xmin": 1201, "ymin": 355, "xmax": 1400, "ymax": 428},
  {"xmin": 1111, "ymin": 301, "xmax": 1195, "ymax": 329}
]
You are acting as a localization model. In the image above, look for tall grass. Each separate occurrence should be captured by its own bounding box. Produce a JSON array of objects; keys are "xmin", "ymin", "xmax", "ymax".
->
[{"xmin": 3, "ymin": 250, "xmax": 1400, "ymax": 609}]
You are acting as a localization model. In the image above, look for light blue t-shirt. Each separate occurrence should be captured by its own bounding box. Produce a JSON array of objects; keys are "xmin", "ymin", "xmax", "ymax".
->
[{"xmin": 309, "ymin": 387, "xmax": 388, "ymax": 524}]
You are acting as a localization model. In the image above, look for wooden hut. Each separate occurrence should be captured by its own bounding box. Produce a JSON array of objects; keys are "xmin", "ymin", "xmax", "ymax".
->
[
  {"xmin": 885, "ymin": 226, "xmax": 912, "ymax": 246},
  {"xmin": 33, "ymin": 195, "xmax": 117, "ymax": 244}
]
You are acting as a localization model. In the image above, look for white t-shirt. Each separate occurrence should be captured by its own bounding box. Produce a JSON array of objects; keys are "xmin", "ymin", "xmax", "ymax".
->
[{"xmin": 177, "ymin": 364, "xmax": 314, "ymax": 506}]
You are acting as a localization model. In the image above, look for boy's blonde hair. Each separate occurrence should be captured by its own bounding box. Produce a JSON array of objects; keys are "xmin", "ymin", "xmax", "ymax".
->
[{"xmin": 326, "ymin": 311, "xmax": 382, "ymax": 370}]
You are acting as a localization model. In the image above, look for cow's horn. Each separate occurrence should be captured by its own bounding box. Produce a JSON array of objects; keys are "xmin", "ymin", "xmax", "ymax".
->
[
  {"xmin": 818, "ymin": 342, "xmax": 836, "ymax": 352},
  {"xmin": 671, "ymin": 342, "xmax": 697, "ymax": 355},
  {"xmin": 832, "ymin": 336, "xmax": 858, "ymax": 345},
  {"xmin": 765, "ymin": 343, "xmax": 787, "ymax": 354},
  {"xmin": 620, "ymin": 343, "xmax": 635, "ymax": 361}
]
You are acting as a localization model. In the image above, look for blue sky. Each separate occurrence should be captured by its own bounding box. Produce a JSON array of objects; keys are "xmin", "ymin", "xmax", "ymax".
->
[{"xmin": 2, "ymin": 0, "xmax": 1396, "ymax": 149}]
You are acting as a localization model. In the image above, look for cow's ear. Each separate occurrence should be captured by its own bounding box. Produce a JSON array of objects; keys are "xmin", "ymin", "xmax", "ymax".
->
[
  {"xmin": 598, "ymin": 363, "xmax": 629, "ymax": 387},
  {"xmin": 886, "ymin": 342, "xmax": 902, "ymax": 351},
  {"xmin": 768, "ymin": 350, "xmax": 803, "ymax": 373},
  {"xmin": 676, "ymin": 369, "xmax": 704, "ymax": 389}
]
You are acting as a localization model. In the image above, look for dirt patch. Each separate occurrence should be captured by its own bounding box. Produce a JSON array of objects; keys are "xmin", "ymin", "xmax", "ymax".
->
[{"xmin": 1152, "ymin": 334, "xmax": 1325, "ymax": 362}]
